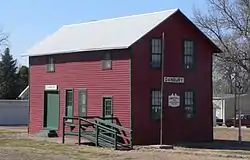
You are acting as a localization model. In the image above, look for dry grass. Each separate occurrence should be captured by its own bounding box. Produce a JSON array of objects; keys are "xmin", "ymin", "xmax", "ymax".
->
[
  {"xmin": 0, "ymin": 129, "xmax": 26, "ymax": 134},
  {"xmin": 214, "ymin": 127, "xmax": 250, "ymax": 141},
  {"xmin": 0, "ymin": 127, "xmax": 250, "ymax": 160}
]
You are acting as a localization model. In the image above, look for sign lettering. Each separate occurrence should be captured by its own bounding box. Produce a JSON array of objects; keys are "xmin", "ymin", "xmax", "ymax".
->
[
  {"xmin": 45, "ymin": 85, "xmax": 58, "ymax": 91},
  {"xmin": 164, "ymin": 77, "xmax": 184, "ymax": 84}
]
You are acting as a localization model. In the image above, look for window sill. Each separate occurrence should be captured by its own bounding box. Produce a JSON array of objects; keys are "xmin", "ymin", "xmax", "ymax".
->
[
  {"xmin": 150, "ymin": 67, "xmax": 162, "ymax": 70},
  {"xmin": 102, "ymin": 68, "xmax": 112, "ymax": 70}
]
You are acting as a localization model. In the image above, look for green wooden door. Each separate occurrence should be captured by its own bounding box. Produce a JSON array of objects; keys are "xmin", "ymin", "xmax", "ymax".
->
[
  {"xmin": 44, "ymin": 91, "xmax": 60, "ymax": 130},
  {"xmin": 78, "ymin": 89, "xmax": 87, "ymax": 117},
  {"xmin": 102, "ymin": 97, "xmax": 113, "ymax": 122}
]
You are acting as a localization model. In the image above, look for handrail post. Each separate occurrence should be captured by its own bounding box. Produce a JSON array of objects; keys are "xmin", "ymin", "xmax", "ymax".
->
[
  {"xmin": 96, "ymin": 126, "xmax": 99, "ymax": 146},
  {"xmin": 78, "ymin": 117, "xmax": 81, "ymax": 145},
  {"xmin": 62, "ymin": 117, "xmax": 65, "ymax": 144},
  {"xmin": 114, "ymin": 131, "xmax": 117, "ymax": 150},
  {"xmin": 130, "ymin": 130, "xmax": 133, "ymax": 149}
]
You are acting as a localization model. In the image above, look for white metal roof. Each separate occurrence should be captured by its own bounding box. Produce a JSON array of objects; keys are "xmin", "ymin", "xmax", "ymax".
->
[{"xmin": 23, "ymin": 8, "xmax": 179, "ymax": 57}]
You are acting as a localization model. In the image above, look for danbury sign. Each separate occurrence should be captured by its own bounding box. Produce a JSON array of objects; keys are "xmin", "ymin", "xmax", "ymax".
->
[{"xmin": 164, "ymin": 77, "xmax": 184, "ymax": 84}]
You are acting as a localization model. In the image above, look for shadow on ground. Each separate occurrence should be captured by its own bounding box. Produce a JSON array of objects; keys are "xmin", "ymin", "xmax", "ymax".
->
[{"xmin": 175, "ymin": 139, "xmax": 250, "ymax": 151}]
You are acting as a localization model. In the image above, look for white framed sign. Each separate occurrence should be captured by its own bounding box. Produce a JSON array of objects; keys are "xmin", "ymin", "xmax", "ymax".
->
[
  {"xmin": 164, "ymin": 77, "xmax": 184, "ymax": 84},
  {"xmin": 168, "ymin": 93, "xmax": 180, "ymax": 107},
  {"xmin": 45, "ymin": 85, "xmax": 58, "ymax": 91}
]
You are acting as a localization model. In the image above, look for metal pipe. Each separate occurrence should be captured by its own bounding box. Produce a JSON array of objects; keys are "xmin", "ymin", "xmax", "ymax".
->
[
  {"xmin": 238, "ymin": 93, "xmax": 242, "ymax": 143},
  {"xmin": 96, "ymin": 126, "xmax": 99, "ymax": 146},
  {"xmin": 78, "ymin": 118, "xmax": 81, "ymax": 145},
  {"xmin": 160, "ymin": 32, "xmax": 165, "ymax": 145},
  {"xmin": 234, "ymin": 77, "xmax": 237, "ymax": 127},
  {"xmin": 62, "ymin": 117, "xmax": 65, "ymax": 144}
]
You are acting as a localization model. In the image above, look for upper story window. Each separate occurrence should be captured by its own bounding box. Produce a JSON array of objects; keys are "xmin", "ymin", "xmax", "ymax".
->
[
  {"xmin": 184, "ymin": 90, "xmax": 195, "ymax": 118},
  {"xmin": 183, "ymin": 40, "xmax": 195, "ymax": 69},
  {"xmin": 102, "ymin": 53, "xmax": 112, "ymax": 69},
  {"xmin": 151, "ymin": 38, "xmax": 162, "ymax": 68},
  {"xmin": 47, "ymin": 56, "xmax": 55, "ymax": 72}
]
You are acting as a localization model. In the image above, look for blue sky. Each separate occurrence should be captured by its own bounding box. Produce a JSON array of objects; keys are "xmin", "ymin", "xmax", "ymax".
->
[{"xmin": 0, "ymin": 0, "xmax": 207, "ymax": 66}]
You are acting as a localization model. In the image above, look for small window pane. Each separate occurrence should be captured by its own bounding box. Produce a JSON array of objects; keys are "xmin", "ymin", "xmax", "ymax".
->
[
  {"xmin": 47, "ymin": 57, "xmax": 55, "ymax": 72},
  {"xmin": 102, "ymin": 53, "xmax": 112, "ymax": 69},
  {"xmin": 104, "ymin": 99, "xmax": 112, "ymax": 116},
  {"xmin": 81, "ymin": 94, "xmax": 86, "ymax": 105},
  {"xmin": 183, "ymin": 40, "xmax": 194, "ymax": 69},
  {"xmin": 185, "ymin": 56, "xmax": 193, "ymax": 64},
  {"xmin": 152, "ymin": 55, "xmax": 161, "ymax": 67},
  {"xmin": 78, "ymin": 89, "xmax": 87, "ymax": 117},
  {"xmin": 103, "ymin": 60, "xmax": 112, "ymax": 68},
  {"xmin": 151, "ymin": 90, "xmax": 162, "ymax": 120},
  {"xmin": 152, "ymin": 39, "xmax": 162, "ymax": 54},
  {"xmin": 65, "ymin": 90, "xmax": 74, "ymax": 122},
  {"xmin": 184, "ymin": 91, "xmax": 195, "ymax": 118}
]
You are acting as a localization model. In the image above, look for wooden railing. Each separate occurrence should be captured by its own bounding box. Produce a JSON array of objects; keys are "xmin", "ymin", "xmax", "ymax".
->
[
  {"xmin": 94, "ymin": 117, "xmax": 132, "ymax": 148},
  {"xmin": 62, "ymin": 116, "xmax": 132, "ymax": 150}
]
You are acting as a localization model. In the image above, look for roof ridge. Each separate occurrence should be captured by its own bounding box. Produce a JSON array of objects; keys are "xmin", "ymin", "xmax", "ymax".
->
[{"xmin": 63, "ymin": 8, "xmax": 179, "ymax": 28}]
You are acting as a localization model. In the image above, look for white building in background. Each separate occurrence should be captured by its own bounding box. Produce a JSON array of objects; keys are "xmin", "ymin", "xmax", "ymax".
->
[
  {"xmin": 0, "ymin": 86, "xmax": 30, "ymax": 126},
  {"xmin": 213, "ymin": 94, "xmax": 249, "ymax": 124}
]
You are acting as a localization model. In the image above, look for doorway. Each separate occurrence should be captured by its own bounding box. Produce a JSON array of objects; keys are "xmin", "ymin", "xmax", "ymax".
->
[
  {"xmin": 102, "ymin": 97, "xmax": 113, "ymax": 123},
  {"xmin": 43, "ymin": 91, "xmax": 60, "ymax": 130}
]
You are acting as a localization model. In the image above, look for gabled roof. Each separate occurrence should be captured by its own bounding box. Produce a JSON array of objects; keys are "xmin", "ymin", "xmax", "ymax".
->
[
  {"xmin": 23, "ymin": 8, "xmax": 179, "ymax": 57},
  {"xmin": 23, "ymin": 8, "xmax": 221, "ymax": 57}
]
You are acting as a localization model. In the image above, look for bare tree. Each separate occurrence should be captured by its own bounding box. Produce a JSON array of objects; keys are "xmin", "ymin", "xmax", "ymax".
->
[
  {"xmin": 0, "ymin": 28, "xmax": 8, "ymax": 54},
  {"xmin": 193, "ymin": 0, "xmax": 250, "ymax": 94}
]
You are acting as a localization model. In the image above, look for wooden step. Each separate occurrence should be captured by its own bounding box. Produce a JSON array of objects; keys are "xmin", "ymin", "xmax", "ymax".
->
[{"xmin": 64, "ymin": 132, "xmax": 78, "ymax": 136}]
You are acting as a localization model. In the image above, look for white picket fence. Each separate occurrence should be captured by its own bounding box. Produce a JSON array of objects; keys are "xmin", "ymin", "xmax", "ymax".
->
[{"xmin": 0, "ymin": 100, "xmax": 29, "ymax": 126}]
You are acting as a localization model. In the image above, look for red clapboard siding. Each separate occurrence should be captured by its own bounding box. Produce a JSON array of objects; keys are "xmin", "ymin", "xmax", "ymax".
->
[
  {"xmin": 131, "ymin": 11, "xmax": 213, "ymax": 145},
  {"xmin": 29, "ymin": 49, "xmax": 131, "ymax": 137}
]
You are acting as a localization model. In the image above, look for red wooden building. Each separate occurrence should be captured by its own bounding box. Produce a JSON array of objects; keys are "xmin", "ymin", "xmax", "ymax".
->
[{"xmin": 24, "ymin": 8, "xmax": 221, "ymax": 146}]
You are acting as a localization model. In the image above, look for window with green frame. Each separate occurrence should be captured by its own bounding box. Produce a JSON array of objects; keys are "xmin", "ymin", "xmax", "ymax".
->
[
  {"xmin": 150, "ymin": 90, "xmax": 161, "ymax": 120},
  {"xmin": 183, "ymin": 40, "xmax": 195, "ymax": 69},
  {"xmin": 184, "ymin": 90, "xmax": 195, "ymax": 118},
  {"xmin": 47, "ymin": 56, "xmax": 55, "ymax": 72},
  {"xmin": 150, "ymin": 38, "xmax": 162, "ymax": 68},
  {"xmin": 65, "ymin": 89, "xmax": 74, "ymax": 122}
]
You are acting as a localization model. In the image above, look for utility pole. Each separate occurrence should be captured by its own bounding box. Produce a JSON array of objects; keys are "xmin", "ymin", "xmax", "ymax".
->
[
  {"xmin": 234, "ymin": 71, "xmax": 242, "ymax": 144},
  {"xmin": 238, "ymin": 92, "xmax": 242, "ymax": 144},
  {"xmin": 237, "ymin": 79, "xmax": 242, "ymax": 144},
  {"xmin": 234, "ymin": 73, "xmax": 237, "ymax": 127},
  {"xmin": 160, "ymin": 32, "xmax": 165, "ymax": 145}
]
